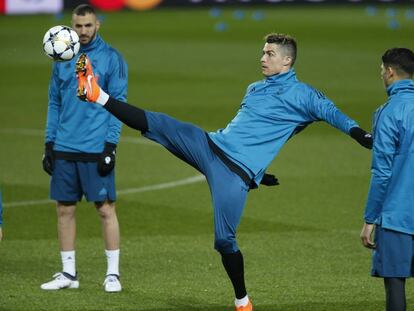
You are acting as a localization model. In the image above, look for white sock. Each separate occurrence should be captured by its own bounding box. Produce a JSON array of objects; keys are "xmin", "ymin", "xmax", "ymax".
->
[
  {"xmin": 235, "ymin": 295, "xmax": 249, "ymax": 308},
  {"xmin": 96, "ymin": 89, "xmax": 109, "ymax": 106},
  {"xmin": 61, "ymin": 250, "xmax": 76, "ymax": 277},
  {"xmin": 105, "ymin": 249, "xmax": 120, "ymax": 276}
]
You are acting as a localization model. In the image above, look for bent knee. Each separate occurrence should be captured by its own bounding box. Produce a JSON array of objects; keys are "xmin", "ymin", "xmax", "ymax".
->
[{"xmin": 95, "ymin": 201, "xmax": 116, "ymax": 218}]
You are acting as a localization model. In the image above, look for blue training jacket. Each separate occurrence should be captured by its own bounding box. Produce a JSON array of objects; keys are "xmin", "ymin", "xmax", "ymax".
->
[
  {"xmin": 364, "ymin": 79, "xmax": 414, "ymax": 234},
  {"xmin": 208, "ymin": 69, "xmax": 358, "ymax": 186},
  {"xmin": 45, "ymin": 35, "xmax": 128, "ymax": 153}
]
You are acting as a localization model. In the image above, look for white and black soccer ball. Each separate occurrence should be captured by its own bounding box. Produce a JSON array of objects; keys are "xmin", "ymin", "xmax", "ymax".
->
[{"xmin": 43, "ymin": 25, "xmax": 80, "ymax": 61}]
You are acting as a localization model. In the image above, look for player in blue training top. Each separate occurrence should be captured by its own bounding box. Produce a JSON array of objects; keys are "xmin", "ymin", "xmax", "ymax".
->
[
  {"xmin": 40, "ymin": 4, "xmax": 128, "ymax": 293},
  {"xmin": 360, "ymin": 48, "xmax": 414, "ymax": 311},
  {"xmin": 77, "ymin": 33, "xmax": 372, "ymax": 311}
]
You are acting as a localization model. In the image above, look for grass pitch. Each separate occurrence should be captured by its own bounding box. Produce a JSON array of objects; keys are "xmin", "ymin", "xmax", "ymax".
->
[{"xmin": 0, "ymin": 5, "xmax": 413, "ymax": 311}]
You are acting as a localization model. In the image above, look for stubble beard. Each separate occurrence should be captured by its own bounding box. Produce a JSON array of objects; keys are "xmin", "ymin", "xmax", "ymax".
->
[{"xmin": 80, "ymin": 28, "xmax": 97, "ymax": 46}]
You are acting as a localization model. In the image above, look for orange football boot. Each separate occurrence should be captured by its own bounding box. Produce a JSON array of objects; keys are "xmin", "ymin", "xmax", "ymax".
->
[
  {"xmin": 235, "ymin": 300, "xmax": 253, "ymax": 311},
  {"xmin": 75, "ymin": 53, "xmax": 100, "ymax": 102}
]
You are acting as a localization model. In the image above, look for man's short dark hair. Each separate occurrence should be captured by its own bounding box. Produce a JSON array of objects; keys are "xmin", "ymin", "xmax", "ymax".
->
[
  {"xmin": 382, "ymin": 48, "xmax": 414, "ymax": 77},
  {"xmin": 73, "ymin": 4, "xmax": 96, "ymax": 16},
  {"xmin": 265, "ymin": 33, "xmax": 297, "ymax": 66}
]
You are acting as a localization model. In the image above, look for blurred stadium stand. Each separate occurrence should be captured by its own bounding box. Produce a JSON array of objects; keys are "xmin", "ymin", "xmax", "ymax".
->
[{"xmin": 0, "ymin": 0, "xmax": 412, "ymax": 14}]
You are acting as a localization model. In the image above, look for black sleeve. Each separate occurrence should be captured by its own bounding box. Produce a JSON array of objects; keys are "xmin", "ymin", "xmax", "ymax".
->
[{"xmin": 104, "ymin": 97, "xmax": 148, "ymax": 133}]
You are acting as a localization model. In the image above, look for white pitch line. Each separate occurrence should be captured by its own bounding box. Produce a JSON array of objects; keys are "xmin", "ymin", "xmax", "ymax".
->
[
  {"xmin": 4, "ymin": 199, "xmax": 53, "ymax": 208},
  {"xmin": 3, "ymin": 175, "xmax": 205, "ymax": 208},
  {"xmin": 118, "ymin": 175, "xmax": 205, "ymax": 195},
  {"xmin": 0, "ymin": 128, "xmax": 158, "ymax": 146}
]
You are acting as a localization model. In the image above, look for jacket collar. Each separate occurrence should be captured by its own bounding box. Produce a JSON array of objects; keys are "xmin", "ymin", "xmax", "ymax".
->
[
  {"xmin": 386, "ymin": 79, "xmax": 414, "ymax": 96},
  {"xmin": 80, "ymin": 34, "xmax": 102, "ymax": 52},
  {"xmin": 265, "ymin": 68, "xmax": 297, "ymax": 84}
]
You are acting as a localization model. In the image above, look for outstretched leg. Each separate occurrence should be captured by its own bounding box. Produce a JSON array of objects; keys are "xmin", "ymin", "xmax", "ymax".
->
[{"xmin": 77, "ymin": 53, "xmax": 252, "ymax": 309}]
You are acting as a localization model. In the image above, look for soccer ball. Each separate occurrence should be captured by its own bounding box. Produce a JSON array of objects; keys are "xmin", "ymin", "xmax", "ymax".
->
[{"xmin": 43, "ymin": 26, "xmax": 80, "ymax": 61}]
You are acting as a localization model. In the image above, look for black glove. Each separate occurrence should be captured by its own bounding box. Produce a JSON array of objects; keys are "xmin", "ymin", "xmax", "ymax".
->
[
  {"xmin": 260, "ymin": 173, "xmax": 280, "ymax": 186},
  {"xmin": 98, "ymin": 142, "xmax": 116, "ymax": 177},
  {"xmin": 42, "ymin": 142, "xmax": 55, "ymax": 176},
  {"xmin": 350, "ymin": 127, "xmax": 373, "ymax": 150}
]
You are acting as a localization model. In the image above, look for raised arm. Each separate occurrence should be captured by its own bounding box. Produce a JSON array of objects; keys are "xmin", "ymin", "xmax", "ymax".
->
[{"xmin": 306, "ymin": 87, "xmax": 372, "ymax": 149}]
